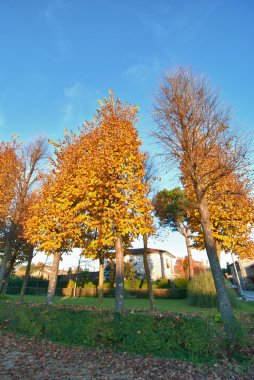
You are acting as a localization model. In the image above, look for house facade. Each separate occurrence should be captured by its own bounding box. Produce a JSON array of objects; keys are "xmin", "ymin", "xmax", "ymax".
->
[
  {"xmin": 229, "ymin": 258, "xmax": 254, "ymax": 287},
  {"xmin": 124, "ymin": 248, "xmax": 176, "ymax": 281},
  {"xmin": 174, "ymin": 257, "xmax": 209, "ymax": 278}
]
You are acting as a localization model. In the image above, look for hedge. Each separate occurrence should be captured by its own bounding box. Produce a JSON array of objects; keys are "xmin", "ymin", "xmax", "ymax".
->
[
  {"xmin": 0, "ymin": 301, "xmax": 224, "ymax": 363},
  {"xmin": 7, "ymin": 287, "xmax": 187, "ymax": 299}
]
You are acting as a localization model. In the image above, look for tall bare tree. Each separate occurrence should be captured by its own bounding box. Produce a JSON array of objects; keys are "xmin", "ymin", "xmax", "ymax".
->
[
  {"xmin": 153, "ymin": 67, "xmax": 249, "ymax": 336},
  {"xmin": 153, "ymin": 187, "xmax": 194, "ymax": 279}
]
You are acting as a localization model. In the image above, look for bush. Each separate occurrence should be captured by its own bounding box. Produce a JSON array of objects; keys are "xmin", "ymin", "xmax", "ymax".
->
[
  {"xmin": 0, "ymin": 294, "xmax": 10, "ymax": 300},
  {"xmin": 103, "ymin": 282, "xmax": 112, "ymax": 289},
  {"xmin": 136, "ymin": 279, "xmax": 148, "ymax": 289},
  {"xmin": 8, "ymin": 276, "xmax": 49, "ymax": 289},
  {"xmin": 67, "ymin": 279, "xmax": 75, "ymax": 288},
  {"xmin": 153, "ymin": 279, "xmax": 170, "ymax": 289},
  {"xmin": 245, "ymin": 284, "xmax": 254, "ymax": 291},
  {"xmin": 0, "ymin": 301, "xmax": 224, "ymax": 362},
  {"xmin": 83, "ymin": 281, "xmax": 96, "ymax": 289},
  {"xmin": 188, "ymin": 271, "xmax": 238, "ymax": 308},
  {"xmin": 169, "ymin": 288, "xmax": 188, "ymax": 299},
  {"xmin": 174, "ymin": 278, "xmax": 189, "ymax": 289},
  {"xmin": 124, "ymin": 279, "xmax": 148, "ymax": 289}
]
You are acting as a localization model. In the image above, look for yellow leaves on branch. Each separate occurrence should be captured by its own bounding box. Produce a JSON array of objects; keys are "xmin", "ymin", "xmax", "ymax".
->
[
  {"xmin": 183, "ymin": 165, "xmax": 254, "ymax": 259},
  {"xmin": 26, "ymin": 92, "xmax": 154, "ymax": 257},
  {"xmin": 0, "ymin": 139, "xmax": 20, "ymax": 222}
]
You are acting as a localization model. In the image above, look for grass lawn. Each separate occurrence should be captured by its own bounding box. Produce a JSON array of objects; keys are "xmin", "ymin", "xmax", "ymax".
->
[{"xmin": 6, "ymin": 294, "xmax": 254, "ymax": 316}]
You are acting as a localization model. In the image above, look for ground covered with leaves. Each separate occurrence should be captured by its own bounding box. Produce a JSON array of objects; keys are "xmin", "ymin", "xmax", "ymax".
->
[{"xmin": 0, "ymin": 332, "xmax": 253, "ymax": 380}]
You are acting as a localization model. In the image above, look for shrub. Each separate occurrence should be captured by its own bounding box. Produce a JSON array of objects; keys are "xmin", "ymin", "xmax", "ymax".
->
[
  {"xmin": 67, "ymin": 279, "xmax": 75, "ymax": 288},
  {"xmin": 169, "ymin": 288, "xmax": 188, "ymax": 299},
  {"xmin": 124, "ymin": 279, "xmax": 148, "ymax": 289},
  {"xmin": 245, "ymin": 284, "xmax": 254, "ymax": 291},
  {"xmin": 0, "ymin": 294, "xmax": 10, "ymax": 300},
  {"xmin": 153, "ymin": 279, "xmax": 170, "ymax": 289},
  {"xmin": 0, "ymin": 301, "xmax": 223, "ymax": 362},
  {"xmin": 174, "ymin": 278, "xmax": 189, "ymax": 289},
  {"xmin": 8, "ymin": 276, "xmax": 49, "ymax": 289},
  {"xmin": 103, "ymin": 282, "xmax": 112, "ymax": 289},
  {"xmin": 83, "ymin": 281, "xmax": 96, "ymax": 289},
  {"xmin": 136, "ymin": 279, "xmax": 148, "ymax": 289},
  {"xmin": 124, "ymin": 279, "xmax": 137, "ymax": 289},
  {"xmin": 188, "ymin": 271, "xmax": 238, "ymax": 308}
]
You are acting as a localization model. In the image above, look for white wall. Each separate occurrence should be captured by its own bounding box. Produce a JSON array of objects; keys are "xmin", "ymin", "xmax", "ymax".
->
[{"xmin": 125, "ymin": 253, "xmax": 174, "ymax": 281}]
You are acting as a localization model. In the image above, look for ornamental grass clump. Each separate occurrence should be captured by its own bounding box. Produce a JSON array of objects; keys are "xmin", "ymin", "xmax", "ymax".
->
[{"xmin": 188, "ymin": 271, "xmax": 238, "ymax": 308}]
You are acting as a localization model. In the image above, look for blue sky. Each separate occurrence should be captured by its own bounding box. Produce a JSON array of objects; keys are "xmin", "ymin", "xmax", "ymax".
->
[{"xmin": 1, "ymin": 0, "xmax": 253, "ymax": 267}]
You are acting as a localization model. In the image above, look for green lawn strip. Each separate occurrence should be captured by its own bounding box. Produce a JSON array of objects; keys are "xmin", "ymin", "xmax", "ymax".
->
[
  {"xmin": 6, "ymin": 294, "xmax": 254, "ymax": 315},
  {"xmin": 6, "ymin": 295, "xmax": 214, "ymax": 314}
]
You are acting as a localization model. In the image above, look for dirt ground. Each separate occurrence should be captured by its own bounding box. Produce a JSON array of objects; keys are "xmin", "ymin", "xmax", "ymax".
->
[{"xmin": 0, "ymin": 332, "xmax": 253, "ymax": 380}]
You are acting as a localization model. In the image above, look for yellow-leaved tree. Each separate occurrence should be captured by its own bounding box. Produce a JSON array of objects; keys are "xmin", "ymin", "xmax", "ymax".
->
[
  {"xmin": 72, "ymin": 93, "xmax": 154, "ymax": 313},
  {"xmin": 0, "ymin": 137, "xmax": 48, "ymax": 292},
  {"xmin": 26, "ymin": 94, "xmax": 154, "ymax": 309},
  {"xmin": 25, "ymin": 152, "xmax": 84, "ymax": 303},
  {"xmin": 184, "ymin": 165, "xmax": 254, "ymax": 261}
]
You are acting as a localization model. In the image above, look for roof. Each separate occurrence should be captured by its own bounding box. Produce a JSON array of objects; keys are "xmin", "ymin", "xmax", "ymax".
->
[
  {"xmin": 125, "ymin": 248, "xmax": 175, "ymax": 259},
  {"xmin": 229, "ymin": 259, "xmax": 254, "ymax": 268}
]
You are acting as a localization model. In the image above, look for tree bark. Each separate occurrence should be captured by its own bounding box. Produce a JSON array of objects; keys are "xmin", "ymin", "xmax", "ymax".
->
[
  {"xmin": 114, "ymin": 234, "xmax": 124, "ymax": 314},
  {"xmin": 143, "ymin": 234, "xmax": 155, "ymax": 310},
  {"xmin": 20, "ymin": 246, "xmax": 34, "ymax": 302},
  {"xmin": 160, "ymin": 253, "xmax": 166, "ymax": 278},
  {"xmin": 0, "ymin": 228, "xmax": 14, "ymax": 292},
  {"xmin": 46, "ymin": 251, "xmax": 61, "ymax": 304},
  {"xmin": 215, "ymin": 240, "xmax": 221, "ymax": 264},
  {"xmin": 73, "ymin": 255, "xmax": 81, "ymax": 298},
  {"xmin": 231, "ymin": 252, "xmax": 244, "ymax": 297},
  {"xmin": 198, "ymin": 199, "xmax": 236, "ymax": 335},
  {"xmin": 1, "ymin": 252, "xmax": 17, "ymax": 294},
  {"xmin": 185, "ymin": 232, "xmax": 194, "ymax": 279},
  {"xmin": 98, "ymin": 257, "xmax": 104, "ymax": 305}
]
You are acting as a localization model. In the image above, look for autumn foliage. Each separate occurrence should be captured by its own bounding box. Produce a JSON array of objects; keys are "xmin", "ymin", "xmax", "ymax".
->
[
  {"xmin": 24, "ymin": 93, "xmax": 154, "ymax": 307},
  {"xmin": 0, "ymin": 138, "xmax": 20, "ymax": 223}
]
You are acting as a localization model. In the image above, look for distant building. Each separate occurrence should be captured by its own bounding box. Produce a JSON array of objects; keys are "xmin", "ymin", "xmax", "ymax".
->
[
  {"xmin": 124, "ymin": 248, "xmax": 176, "ymax": 281},
  {"xmin": 174, "ymin": 257, "xmax": 208, "ymax": 278},
  {"xmin": 16, "ymin": 262, "xmax": 67, "ymax": 280},
  {"xmin": 229, "ymin": 259, "xmax": 254, "ymax": 287}
]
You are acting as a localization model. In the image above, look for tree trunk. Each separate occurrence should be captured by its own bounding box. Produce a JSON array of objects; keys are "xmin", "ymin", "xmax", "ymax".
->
[
  {"xmin": 198, "ymin": 199, "xmax": 236, "ymax": 335},
  {"xmin": 160, "ymin": 253, "xmax": 166, "ymax": 278},
  {"xmin": 114, "ymin": 234, "xmax": 124, "ymax": 314},
  {"xmin": 143, "ymin": 234, "xmax": 155, "ymax": 310},
  {"xmin": 0, "ymin": 228, "xmax": 13, "ymax": 292},
  {"xmin": 98, "ymin": 257, "xmax": 104, "ymax": 305},
  {"xmin": 185, "ymin": 232, "xmax": 194, "ymax": 279},
  {"xmin": 1, "ymin": 253, "xmax": 17, "ymax": 294},
  {"xmin": 215, "ymin": 240, "xmax": 221, "ymax": 265},
  {"xmin": 47, "ymin": 251, "xmax": 61, "ymax": 304},
  {"xmin": 73, "ymin": 255, "xmax": 82, "ymax": 298},
  {"xmin": 20, "ymin": 246, "xmax": 34, "ymax": 302},
  {"xmin": 231, "ymin": 252, "xmax": 244, "ymax": 297}
]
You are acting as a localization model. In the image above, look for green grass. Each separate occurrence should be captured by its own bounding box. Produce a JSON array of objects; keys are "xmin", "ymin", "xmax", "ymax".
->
[
  {"xmin": 6, "ymin": 294, "xmax": 254, "ymax": 316},
  {"xmin": 7, "ymin": 294, "xmax": 210, "ymax": 312}
]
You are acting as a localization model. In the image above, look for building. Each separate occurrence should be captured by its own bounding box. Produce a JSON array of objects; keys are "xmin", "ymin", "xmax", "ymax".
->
[
  {"xmin": 174, "ymin": 257, "xmax": 208, "ymax": 278},
  {"xmin": 229, "ymin": 258, "xmax": 254, "ymax": 288},
  {"xmin": 15, "ymin": 262, "xmax": 67, "ymax": 280},
  {"xmin": 124, "ymin": 248, "xmax": 176, "ymax": 281}
]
